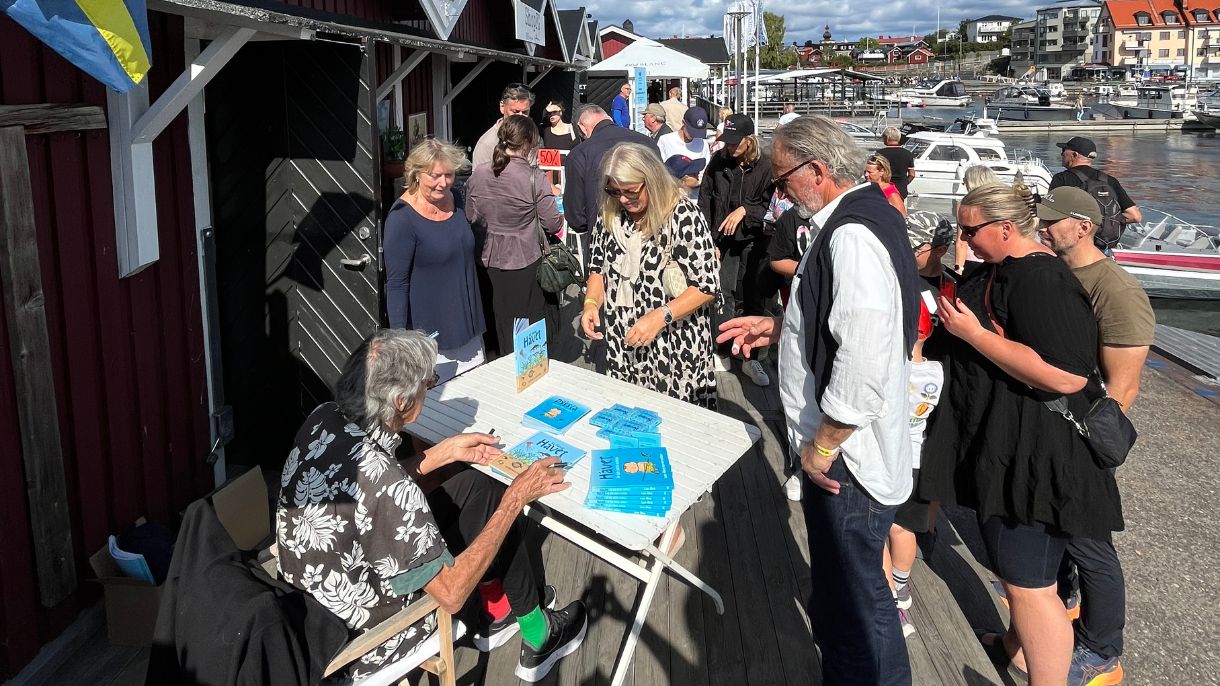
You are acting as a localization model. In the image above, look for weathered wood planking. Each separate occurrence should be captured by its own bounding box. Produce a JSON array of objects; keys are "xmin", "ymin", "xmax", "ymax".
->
[
  {"xmin": 0, "ymin": 104, "xmax": 106, "ymax": 135},
  {"xmin": 0, "ymin": 126, "xmax": 76, "ymax": 606}
]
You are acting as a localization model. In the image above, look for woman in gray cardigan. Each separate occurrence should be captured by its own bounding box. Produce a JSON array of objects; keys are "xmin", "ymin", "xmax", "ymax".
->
[{"xmin": 466, "ymin": 115, "xmax": 564, "ymax": 353}]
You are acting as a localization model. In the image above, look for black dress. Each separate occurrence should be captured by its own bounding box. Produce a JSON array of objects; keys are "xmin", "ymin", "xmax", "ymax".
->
[
  {"xmin": 541, "ymin": 125, "xmax": 578, "ymax": 151},
  {"xmin": 919, "ymin": 253, "xmax": 1124, "ymax": 540}
]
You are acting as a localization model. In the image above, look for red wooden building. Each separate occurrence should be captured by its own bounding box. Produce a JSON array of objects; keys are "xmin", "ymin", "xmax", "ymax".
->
[{"xmin": 0, "ymin": 0, "xmax": 583, "ymax": 676}]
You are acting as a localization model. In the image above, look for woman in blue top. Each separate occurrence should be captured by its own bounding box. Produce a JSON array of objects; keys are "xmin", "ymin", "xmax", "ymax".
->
[{"xmin": 384, "ymin": 138, "xmax": 486, "ymax": 383}]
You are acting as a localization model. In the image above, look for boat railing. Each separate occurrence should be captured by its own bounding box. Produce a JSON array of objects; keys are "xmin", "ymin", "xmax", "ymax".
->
[
  {"xmin": 1121, "ymin": 208, "xmax": 1220, "ymax": 252},
  {"xmin": 1009, "ymin": 148, "xmax": 1047, "ymax": 168}
]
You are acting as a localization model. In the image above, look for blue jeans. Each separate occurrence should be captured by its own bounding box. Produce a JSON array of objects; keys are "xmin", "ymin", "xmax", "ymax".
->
[{"xmin": 802, "ymin": 459, "xmax": 911, "ymax": 686}]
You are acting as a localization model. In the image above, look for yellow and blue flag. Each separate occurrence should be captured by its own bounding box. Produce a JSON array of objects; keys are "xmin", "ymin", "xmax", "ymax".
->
[{"xmin": 3, "ymin": 0, "xmax": 152, "ymax": 92}]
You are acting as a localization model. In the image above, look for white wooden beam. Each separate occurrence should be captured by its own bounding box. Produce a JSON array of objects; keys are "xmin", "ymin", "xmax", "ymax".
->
[
  {"xmin": 527, "ymin": 65, "xmax": 555, "ymax": 88},
  {"xmin": 432, "ymin": 53, "xmax": 450, "ymax": 140},
  {"xmin": 107, "ymin": 86, "xmax": 159, "ymax": 276},
  {"xmin": 442, "ymin": 57, "xmax": 493, "ymax": 106},
  {"xmin": 132, "ymin": 26, "xmax": 255, "ymax": 144},
  {"xmin": 376, "ymin": 48, "xmax": 429, "ymax": 101}
]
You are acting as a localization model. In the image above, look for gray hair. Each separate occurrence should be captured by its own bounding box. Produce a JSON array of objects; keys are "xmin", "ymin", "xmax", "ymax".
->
[
  {"xmin": 575, "ymin": 103, "xmax": 609, "ymax": 127},
  {"xmin": 773, "ymin": 114, "xmax": 866, "ymax": 187},
  {"xmin": 963, "ymin": 164, "xmax": 1001, "ymax": 192},
  {"xmin": 335, "ymin": 329, "xmax": 438, "ymax": 428},
  {"xmin": 500, "ymin": 83, "xmax": 535, "ymax": 104},
  {"xmin": 882, "ymin": 126, "xmax": 902, "ymax": 144}
]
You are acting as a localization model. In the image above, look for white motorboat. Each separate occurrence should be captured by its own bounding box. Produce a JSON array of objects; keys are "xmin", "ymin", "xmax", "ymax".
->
[
  {"xmin": 903, "ymin": 130, "xmax": 1052, "ymax": 203},
  {"xmin": 1114, "ymin": 210, "xmax": 1220, "ymax": 300},
  {"xmin": 1098, "ymin": 84, "xmax": 1196, "ymax": 116},
  {"xmin": 834, "ymin": 118, "xmax": 883, "ymax": 146},
  {"xmin": 893, "ymin": 79, "xmax": 972, "ymax": 107},
  {"xmin": 1194, "ymin": 86, "xmax": 1220, "ymax": 114},
  {"xmin": 987, "ymin": 86, "xmax": 1084, "ymax": 121}
]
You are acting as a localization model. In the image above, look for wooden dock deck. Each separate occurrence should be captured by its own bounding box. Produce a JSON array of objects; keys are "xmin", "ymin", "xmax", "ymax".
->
[{"xmin": 16, "ymin": 367, "xmax": 1011, "ymax": 686}]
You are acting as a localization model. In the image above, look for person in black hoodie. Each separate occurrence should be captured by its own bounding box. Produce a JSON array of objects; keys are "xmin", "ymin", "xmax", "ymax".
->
[{"xmin": 698, "ymin": 114, "xmax": 776, "ymax": 386}]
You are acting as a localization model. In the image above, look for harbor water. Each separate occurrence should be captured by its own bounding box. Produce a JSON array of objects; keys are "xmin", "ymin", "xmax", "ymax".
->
[{"xmin": 890, "ymin": 109, "xmax": 1220, "ymax": 336}]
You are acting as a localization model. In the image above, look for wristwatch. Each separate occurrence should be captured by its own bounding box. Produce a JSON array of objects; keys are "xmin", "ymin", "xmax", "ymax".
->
[{"xmin": 661, "ymin": 305, "xmax": 673, "ymax": 325}]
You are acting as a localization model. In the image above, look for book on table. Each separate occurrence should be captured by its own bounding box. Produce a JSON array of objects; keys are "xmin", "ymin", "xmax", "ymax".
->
[
  {"xmin": 522, "ymin": 395, "xmax": 591, "ymax": 434},
  {"xmin": 489, "ymin": 431, "xmax": 585, "ymax": 479},
  {"xmin": 513, "ymin": 317, "xmax": 548, "ymax": 392},
  {"xmin": 584, "ymin": 447, "xmax": 674, "ymax": 515}
]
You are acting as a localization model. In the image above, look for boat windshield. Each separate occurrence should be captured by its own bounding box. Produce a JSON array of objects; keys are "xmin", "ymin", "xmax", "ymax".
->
[{"xmin": 904, "ymin": 139, "xmax": 932, "ymax": 157}]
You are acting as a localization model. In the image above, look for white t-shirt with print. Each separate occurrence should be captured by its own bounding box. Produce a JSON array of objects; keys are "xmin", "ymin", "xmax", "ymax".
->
[{"xmin": 907, "ymin": 359, "xmax": 944, "ymax": 469}]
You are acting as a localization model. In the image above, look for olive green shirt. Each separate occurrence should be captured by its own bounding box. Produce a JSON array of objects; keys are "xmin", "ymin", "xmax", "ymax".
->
[{"xmin": 1072, "ymin": 258, "xmax": 1156, "ymax": 346}]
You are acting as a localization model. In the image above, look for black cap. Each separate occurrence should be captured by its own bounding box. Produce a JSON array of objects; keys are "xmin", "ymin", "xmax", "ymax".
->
[
  {"xmin": 683, "ymin": 106, "xmax": 709, "ymax": 139},
  {"xmin": 1056, "ymin": 136, "xmax": 1097, "ymax": 158},
  {"xmin": 719, "ymin": 114, "xmax": 755, "ymax": 145}
]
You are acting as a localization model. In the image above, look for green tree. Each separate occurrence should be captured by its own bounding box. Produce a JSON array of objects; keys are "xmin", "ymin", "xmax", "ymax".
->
[
  {"xmin": 827, "ymin": 53, "xmax": 858, "ymax": 68},
  {"xmin": 858, "ymin": 37, "xmax": 880, "ymax": 49},
  {"xmin": 760, "ymin": 12, "xmax": 796, "ymax": 69}
]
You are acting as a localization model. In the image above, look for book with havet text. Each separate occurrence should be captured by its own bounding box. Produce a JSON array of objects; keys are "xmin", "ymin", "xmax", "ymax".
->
[
  {"xmin": 587, "ymin": 447, "xmax": 674, "ymax": 496},
  {"xmin": 523, "ymin": 396, "xmax": 591, "ymax": 434},
  {"xmin": 489, "ymin": 432, "xmax": 585, "ymax": 479},
  {"xmin": 513, "ymin": 318, "xmax": 548, "ymax": 392}
]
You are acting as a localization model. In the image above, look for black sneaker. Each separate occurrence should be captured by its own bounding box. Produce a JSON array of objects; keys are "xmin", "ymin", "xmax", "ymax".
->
[
  {"xmin": 472, "ymin": 585, "xmax": 557, "ymax": 652},
  {"xmin": 514, "ymin": 600, "xmax": 588, "ymax": 682}
]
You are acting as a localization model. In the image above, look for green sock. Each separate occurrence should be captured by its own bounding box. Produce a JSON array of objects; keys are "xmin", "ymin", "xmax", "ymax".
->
[{"xmin": 516, "ymin": 605, "xmax": 549, "ymax": 650}]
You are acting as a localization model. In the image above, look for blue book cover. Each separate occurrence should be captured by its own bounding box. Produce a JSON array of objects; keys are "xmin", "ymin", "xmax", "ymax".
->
[
  {"xmin": 583, "ymin": 499, "xmax": 670, "ymax": 517},
  {"xmin": 588, "ymin": 447, "xmax": 674, "ymax": 496},
  {"xmin": 514, "ymin": 318, "xmax": 548, "ymax": 392},
  {"xmin": 585, "ymin": 492, "xmax": 673, "ymax": 508},
  {"xmin": 523, "ymin": 396, "xmax": 591, "ymax": 434},
  {"xmin": 490, "ymin": 432, "xmax": 585, "ymax": 479}
]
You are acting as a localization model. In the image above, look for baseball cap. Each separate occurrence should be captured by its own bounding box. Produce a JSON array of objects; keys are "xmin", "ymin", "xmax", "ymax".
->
[
  {"xmin": 682, "ymin": 106, "xmax": 709, "ymax": 138},
  {"xmin": 1055, "ymin": 136, "xmax": 1097, "ymax": 158},
  {"xmin": 664, "ymin": 154, "xmax": 708, "ymax": 179},
  {"xmin": 1036, "ymin": 186, "xmax": 1103, "ymax": 225},
  {"xmin": 718, "ymin": 114, "xmax": 755, "ymax": 145},
  {"xmin": 644, "ymin": 103, "xmax": 666, "ymax": 120}
]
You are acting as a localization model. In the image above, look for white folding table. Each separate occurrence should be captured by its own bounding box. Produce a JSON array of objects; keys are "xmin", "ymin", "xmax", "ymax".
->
[{"xmin": 406, "ymin": 356, "xmax": 761, "ymax": 686}]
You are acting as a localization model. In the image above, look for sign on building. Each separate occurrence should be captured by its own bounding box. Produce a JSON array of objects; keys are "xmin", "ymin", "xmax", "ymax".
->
[{"xmin": 515, "ymin": 0, "xmax": 546, "ymax": 47}]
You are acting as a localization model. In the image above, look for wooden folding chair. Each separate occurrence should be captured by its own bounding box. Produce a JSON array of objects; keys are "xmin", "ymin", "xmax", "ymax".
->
[{"xmin": 263, "ymin": 545, "xmax": 458, "ymax": 686}]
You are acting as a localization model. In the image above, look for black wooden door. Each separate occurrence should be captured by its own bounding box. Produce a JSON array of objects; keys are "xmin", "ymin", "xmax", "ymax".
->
[{"xmin": 207, "ymin": 40, "xmax": 381, "ymax": 467}]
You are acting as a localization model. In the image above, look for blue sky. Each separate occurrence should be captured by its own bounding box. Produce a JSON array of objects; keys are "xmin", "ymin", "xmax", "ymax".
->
[{"xmin": 576, "ymin": 0, "xmax": 1032, "ymax": 43}]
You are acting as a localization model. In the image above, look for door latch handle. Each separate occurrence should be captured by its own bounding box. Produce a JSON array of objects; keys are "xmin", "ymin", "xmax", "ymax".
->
[{"xmin": 340, "ymin": 254, "xmax": 372, "ymax": 270}]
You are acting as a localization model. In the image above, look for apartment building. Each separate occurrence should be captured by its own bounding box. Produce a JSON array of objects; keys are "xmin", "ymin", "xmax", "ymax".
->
[
  {"xmin": 1009, "ymin": 2, "xmax": 1102, "ymax": 78},
  {"xmin": 965, "ymin": 15, "xmax": 1023, "ymax": 43},
  {"xmin": 1093, "ymin": 0, "xmax": 1220, "ymax": 79}
]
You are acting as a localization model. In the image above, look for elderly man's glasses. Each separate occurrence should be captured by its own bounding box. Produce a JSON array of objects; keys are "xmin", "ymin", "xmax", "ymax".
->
[
  {"xmin": 604, "ymin": 183, "xmax": 645, "ymax": 201},
  {"xmin": 959, "ymin": 218, "xmax": 1005, "ymax": 239},
  {"xmin": 772, "ymin": 158, "xmax": 816, "ymax": 194}
]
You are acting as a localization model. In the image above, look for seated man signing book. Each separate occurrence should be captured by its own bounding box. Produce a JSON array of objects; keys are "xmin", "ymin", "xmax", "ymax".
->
[{"xmin": 276, "ymin": 329, "xmax": 587, "ymax": 683}]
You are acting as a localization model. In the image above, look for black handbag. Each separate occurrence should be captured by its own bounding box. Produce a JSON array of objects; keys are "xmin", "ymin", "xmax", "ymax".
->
[
  {"xmin": 1044, "ymin": 386, "xmax": 1138, "ymax": 469},
  {"xmin": 531, "ymin": 171, "xmax": 584, "ymax": 294}
]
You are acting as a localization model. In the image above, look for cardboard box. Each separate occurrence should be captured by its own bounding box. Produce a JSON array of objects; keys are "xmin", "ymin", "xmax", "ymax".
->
[{"xmin": 89, "ymin": 468, "xmax": 271, "ymax": 647}]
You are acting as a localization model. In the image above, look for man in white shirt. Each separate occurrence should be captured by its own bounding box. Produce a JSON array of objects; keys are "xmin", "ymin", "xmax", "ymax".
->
[
  {"xmin": 778, "ymin": 103, "xmax": 800, "ymax": 126},
  {"xmin": 657, "ymin": 106, "xmax": 711, "ymax": 200},
  {"xmin": 472, "ymin": 83, "xmax": 534, "ymax": 169},
  {"xmin": 660, "ymin": 86, "xmax": 688, "ymax": 129},
  {"xmin": 718, "ymin": 115, "xmax": 920, "ymax": 686}
]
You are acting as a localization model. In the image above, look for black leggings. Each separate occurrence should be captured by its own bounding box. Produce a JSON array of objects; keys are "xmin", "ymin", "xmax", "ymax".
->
[{"xmin": 425, "ymin": 469, "xmax": 541, "ymax": 615}]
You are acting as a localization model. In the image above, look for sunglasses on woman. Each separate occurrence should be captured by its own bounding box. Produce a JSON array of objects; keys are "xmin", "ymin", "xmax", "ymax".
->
[
  {"xmin": 545, "ymin": 109, "xmax": 562, "ymax": 116},
  {"xmin": 604, "ymin": 183, "xmax": 645, "ymax": 201},
  {"xmin": 959, "ymin": 218, "xmax": 1005, "ymax": 240}
]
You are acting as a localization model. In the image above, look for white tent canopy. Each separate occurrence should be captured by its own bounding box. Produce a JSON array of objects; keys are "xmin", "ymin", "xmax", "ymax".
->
[{"xmin": 588, "ymin": 39, "xmax": 710, "ymax": 79}]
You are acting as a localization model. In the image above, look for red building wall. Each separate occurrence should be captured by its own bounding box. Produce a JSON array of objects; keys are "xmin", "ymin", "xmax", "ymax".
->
[
  {"xmin": 601, "ymin": 35, "xmax": 632, "ymax": 58},
  {"xmin": 0, "ymin": 11, "xmax": 211, "ymax": 677}
]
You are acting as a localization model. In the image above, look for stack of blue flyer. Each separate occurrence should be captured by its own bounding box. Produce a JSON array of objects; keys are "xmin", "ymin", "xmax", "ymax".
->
[
  {"xmin": 523, "ymin": 396, "xmax": 591, "ymax": 434},
  {"xmin": 590, "ymin": 405, "xmax": 662, "ymax": 448},
  {"xmin": 584, "ymin": 447, "xmax": 674, "ymax": 516}
]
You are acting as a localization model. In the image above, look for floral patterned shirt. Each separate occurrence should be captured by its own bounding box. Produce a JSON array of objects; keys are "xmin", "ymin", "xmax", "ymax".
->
[{"xmin": 276, "ymin": 402, "xmax": 452, "ymax": 678}]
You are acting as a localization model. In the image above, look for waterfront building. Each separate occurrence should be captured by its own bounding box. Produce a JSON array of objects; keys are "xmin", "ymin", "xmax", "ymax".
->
[
  {"xmin": 1093, "ymin": 0, "xmax": 1220, "ymax": 80},
  {"xmin": 964, "ymin": 15, "xmax": 1024, "ymax": 44},
  {"xmin": 1009, "ymin": 1, "xmax": 1103, "ymax": 79}
]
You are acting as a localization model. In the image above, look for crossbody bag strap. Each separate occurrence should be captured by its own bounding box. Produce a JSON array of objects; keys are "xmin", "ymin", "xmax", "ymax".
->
[{"xmin": 530, "ymin": 168, "xmax": 550, "ymax": 255}]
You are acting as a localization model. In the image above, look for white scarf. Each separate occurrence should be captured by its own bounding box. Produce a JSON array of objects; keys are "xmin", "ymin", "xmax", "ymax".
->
[{"xmin": 608, "ymin": 212, "xmax": 646, "ymax": 308}]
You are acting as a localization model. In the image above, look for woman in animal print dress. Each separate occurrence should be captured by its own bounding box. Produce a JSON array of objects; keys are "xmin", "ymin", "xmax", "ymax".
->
[{"xmin": 580, "ymin": 143, "xmax": 720, "ymax": 408}]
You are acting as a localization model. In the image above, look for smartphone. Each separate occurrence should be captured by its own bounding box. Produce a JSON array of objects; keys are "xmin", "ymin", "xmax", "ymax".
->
[{"xmin": 939, "ymin": 268, "xmax": 958, "ymax": 303}]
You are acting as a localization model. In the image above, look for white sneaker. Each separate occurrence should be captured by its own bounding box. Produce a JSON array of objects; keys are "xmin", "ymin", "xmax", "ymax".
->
[
  {"xmin": 743, "ymin": 359, "xmax": 770, "ymax": 387},
  {"xmin": 783, "ymin": 474, "xmax": 802, "ymax": 501},
  {"xmin": 713, "ymin": 354, "xmax": 732, "ymax": 373}
]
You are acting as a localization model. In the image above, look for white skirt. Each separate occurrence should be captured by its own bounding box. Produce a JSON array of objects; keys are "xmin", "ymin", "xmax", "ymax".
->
[{"xmin": 435, "ymin": 335, "xmax": 486, "ymax": 384}]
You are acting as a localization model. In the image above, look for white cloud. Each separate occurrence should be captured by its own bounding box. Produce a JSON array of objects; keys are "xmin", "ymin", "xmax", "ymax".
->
[{"xmin": 572, "ymin": 0, "xmax": 1031, "ymax": 43}]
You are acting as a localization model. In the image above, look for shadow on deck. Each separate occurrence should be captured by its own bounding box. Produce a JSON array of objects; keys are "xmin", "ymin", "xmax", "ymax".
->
[{"xmin": 16, "ymin": 367, "xmax": 1011, "ymax": 686}]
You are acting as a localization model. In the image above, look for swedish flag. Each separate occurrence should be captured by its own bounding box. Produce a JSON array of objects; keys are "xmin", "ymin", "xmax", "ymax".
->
[{"xmin": 3, "ymin": 0, "xmax": 151, "ymax": 92}]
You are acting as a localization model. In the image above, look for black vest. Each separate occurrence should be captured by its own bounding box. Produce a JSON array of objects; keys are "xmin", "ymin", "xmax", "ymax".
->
[{"xmin": 796, "ymin": 184, "xmax": 921, "ymax": 403}]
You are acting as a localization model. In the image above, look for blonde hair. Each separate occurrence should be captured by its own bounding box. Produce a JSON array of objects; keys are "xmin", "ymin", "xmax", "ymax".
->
[
  {"xmin": 718, "ymin": 107, "xmax": 733, "ymax": 122},
  {"xmin": 730, "ymin": 133, "xmax": 762, "ymax": 166},
  {"xmin": 866, "ymin": 154, "xmax": 892, "ymax": 183},
  {"xmin": 598, "ymin": 143, "xmax": 684, "ymax": 240},
  {"xmin": 963, "ymin": 164, "xmax": 1001, "ymax": 191},
  {"xmin": 403, "ymin": 138, "xmax": 469, "ymax": 192},
  {"xmin": 960, "ymin": 183, "xmax": 1039, "ymax": 238}
]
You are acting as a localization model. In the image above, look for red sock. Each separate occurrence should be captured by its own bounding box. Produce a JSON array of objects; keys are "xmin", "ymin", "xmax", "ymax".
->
[{"xmin": 478, "ymin": 580, "xmax": 511, "ymax": 621}]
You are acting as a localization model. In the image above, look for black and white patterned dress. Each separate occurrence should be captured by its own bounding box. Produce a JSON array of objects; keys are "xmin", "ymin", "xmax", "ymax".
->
[{"xmin": 590, "ymin": 198, "xmax": 720, "ymax": 408}]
